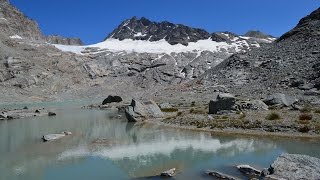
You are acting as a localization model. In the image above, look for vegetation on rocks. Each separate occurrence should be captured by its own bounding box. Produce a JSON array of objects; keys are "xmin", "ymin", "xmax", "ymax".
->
[{"xmin": 266, "ymin": 112, "xmax": 281, "ymax": 120}]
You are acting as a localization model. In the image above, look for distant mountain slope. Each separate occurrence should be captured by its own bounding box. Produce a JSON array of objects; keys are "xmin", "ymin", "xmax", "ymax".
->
[
  {"xmin": 0, "ymin": 0, "xmax": 82, "ymax": 45},
  {"xmin": 202, "ymin": 7, "xmax": 320, "ymax": 101},
  {"xmin": 105, "ymin": 16, "xmax": 275, "ymax": 46}
]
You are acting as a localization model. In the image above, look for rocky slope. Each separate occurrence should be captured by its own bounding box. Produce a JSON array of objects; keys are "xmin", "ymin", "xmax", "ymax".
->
[
  {"xmin": 198, "ymin": 7, "xmax": 320, "ymax": 104},
  {"xmin": 2, "ymin": 0, "xmax": 317, "ymax": 106}
]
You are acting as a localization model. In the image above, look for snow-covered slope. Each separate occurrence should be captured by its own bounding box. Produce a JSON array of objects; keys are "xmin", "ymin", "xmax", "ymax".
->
[{"xmin": 54, "ymin": 35, "xmax": 274, "ymax": 55}]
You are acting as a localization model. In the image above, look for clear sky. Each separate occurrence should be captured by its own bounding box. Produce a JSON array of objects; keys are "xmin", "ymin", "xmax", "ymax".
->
[{"xmin": 10, "ymin": 0, "xmax": 319, "ymax": 44}]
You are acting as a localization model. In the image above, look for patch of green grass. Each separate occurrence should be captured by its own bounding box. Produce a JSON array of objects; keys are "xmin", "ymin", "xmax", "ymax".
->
[
  {"xmin": 266, "ymin": 112, "xmax": 281, "ymax": 120},
  {"xmin": 161, "ymin": 108, "xmax": 179, "ymax": 112},
  {"xmin": 299, "ymin": 113, "xmax": 313, "ymax": 121},
  {"xmin": 221, "ymin": 115, "xmax": 229, "ymax": 119},
  {"xmin": 189, "ymin": 108, "xmax": 206, "ymax": 114}
]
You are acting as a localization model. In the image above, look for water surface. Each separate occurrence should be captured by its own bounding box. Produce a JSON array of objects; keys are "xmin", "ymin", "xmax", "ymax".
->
[{"xmin": 1, "ymin": 102, "xmax": 319, "ymax": 180}]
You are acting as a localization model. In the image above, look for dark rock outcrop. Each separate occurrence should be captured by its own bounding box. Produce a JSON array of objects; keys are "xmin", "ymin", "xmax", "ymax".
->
[
  {"xmin": 107, "ymin": 17, "xmax": 211, "ymax": 46},
  {"xmin": 102, "ymin": 95, "xmax": 123, "ymax": 105},
  {"xmin": 209, "ymin": 93, "xmax": 236, "ymax": 114},
  {"xmin": 278, "ymin": 7, "xmax": 320, "ymax": 41}
]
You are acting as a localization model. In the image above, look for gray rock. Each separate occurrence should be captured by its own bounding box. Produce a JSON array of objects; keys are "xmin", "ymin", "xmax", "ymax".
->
[
  {"xmin": 263, "ymin": 93, "xmax": 297, "ymax": 107},
  {"xmin": 304, "ymin": 89, "xmax": 320, "ymax": 96},
  {"xmin": 209, "ymin": 93, "xmax": 236, "ymax": 114},
  {"xmin": 159, "ymin": 102, "xmax": 172, "ymax": 109},
  {"xmin": 237, "ymin": 164, "xmax": 261, "ymax": 176},
  {"xmin": 206, "ymin": 170, "xmax": 239, "ymax": 180},
  {"xmin": 125, "ymin": 99, "xmax": 163, "ymax": 122},
  {"xmin": 268, "ymin": 153, "xmax": 320, "ymax": 180},
  {"xmin": 42, "ymin": 131, "xmax": 72, "ymax": 142},
  {"xmin": 160, "ymin": 168, "xmax": 176, "ymax": 177}
]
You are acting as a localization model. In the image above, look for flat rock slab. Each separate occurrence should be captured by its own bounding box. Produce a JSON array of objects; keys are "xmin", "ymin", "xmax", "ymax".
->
[
  {"xmin": 43, "ymin": 131, "xmax": 72, "ymax": 142},
  {"xmin": 268, "ymin": 153, "xmax": 320, "ymax": 180},
  {"xmin": 206, "ymin": 170, "xmax": 239, "ymax": 180},
  {"xmin": 237, "ymin": 164, "xmax": 261, "ymax": 176},
  {"xmin": 0, "ymin": 109, "xmax": 48, "ymax": 120}
]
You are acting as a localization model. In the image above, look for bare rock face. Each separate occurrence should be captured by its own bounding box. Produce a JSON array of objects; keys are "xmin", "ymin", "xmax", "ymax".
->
[
  {"xmin": 269, "ymin": 153, "xmax": 320, "ymax": 180},
  {"xmin": 0, "ymin": 1, "xmax": 83, "ymax": 45},
  {"xmin": 209, "ymin": 93, "xmax": 236, "ymax": 114},
  {"xmin": 46, "ymin": 35, "xmax": 83, "ymax": 45},
  {"xmin": 0, "ymin": 1, "xmax": 43, "ymax": 40},
  {"xmin": 125, "ymin": 99, "xmax": 163, "ymax": 122}
]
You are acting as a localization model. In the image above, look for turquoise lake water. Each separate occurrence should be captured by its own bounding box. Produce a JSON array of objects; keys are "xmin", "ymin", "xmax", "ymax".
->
[{"xmin": 0, "ymin": 101, "xmax": 319, "ymax": 180}]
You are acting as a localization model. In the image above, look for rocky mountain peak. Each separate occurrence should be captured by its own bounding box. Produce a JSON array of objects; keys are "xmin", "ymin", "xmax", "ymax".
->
[
  {"xmin": 278, "ymin": 7, "xmax": 320, "ymax": 41},
  {"xmin": 0, "ymin": 1, "xmax": 83, "ymax": 45},
  {"xmin": 107, "ymin": 17, "xmax": 211, "ymax": 46},
  {"xmin": 244, "ymin": 30, "xmax": 274, "ymax": 39}
]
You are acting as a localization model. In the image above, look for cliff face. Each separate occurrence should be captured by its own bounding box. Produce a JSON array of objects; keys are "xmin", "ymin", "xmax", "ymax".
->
[
  {"xmin": 0, "ymin": 0, "xmax": 82, "ymax": 45},
  {"xmin": 0, "ymin": 1, "xmax": 43, "ymax": 40},
  {"xmin": 46, "ymin": 35, "xmax": 83, "ymax": 45}
]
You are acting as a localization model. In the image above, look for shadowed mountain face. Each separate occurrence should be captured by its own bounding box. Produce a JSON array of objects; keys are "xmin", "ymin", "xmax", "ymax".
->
[
  {"xmin": 106, "ymin": 17, "xmax": 274, "ymax": 46},
  {"xmin": 278, "ymin": 7, "xmax": 320, "ymax": 41},
  {"xmin": 107, "ymin": 17, "xmax": 211, "ymax": 46}
]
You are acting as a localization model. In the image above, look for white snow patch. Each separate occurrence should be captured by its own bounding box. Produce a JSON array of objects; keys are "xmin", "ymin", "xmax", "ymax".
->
[
  {"xmin": 133, "ymin": 32, "xmax": 147, "ymax": 37},
  {"xmin": 239, "ymin": 36, "xmax": 251, "ymax": 40},
  {"xmin": 53, "ymin": 38, "xmax": 248, "ymax": 55},
  {"xmin": 0, "ymin": 17, "xmax": 7, "ymax": 21},
  {"xmin": 10, "ymin": 35, "xmax": 23, "ymax": 39}
]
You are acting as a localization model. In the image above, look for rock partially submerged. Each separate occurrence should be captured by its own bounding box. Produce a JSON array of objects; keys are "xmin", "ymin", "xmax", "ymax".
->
[
  {"xmin": 206, "ymin": 170, "xmax": 239, "ymax": 180},
  {"xmin": 42, "ymin": 131, "xmax": 72, "ymax": 142},
  {"xmin": 268, "ymin": 153, "xmax": 320, "ymax": 180},
  {"xmin": 0, "ymin": 108, "xmax": 49, "ymax": 120},
  {"xmin": 125, "ymin": 99, "xmax": 164, "ymax": 122},
  {"xmin": 237, "ymin": 164, "xmax": 261, "ymax": 176},
  {"xmin": 160, "ymin": 168, "xmax": 176, "ymax": 177}
]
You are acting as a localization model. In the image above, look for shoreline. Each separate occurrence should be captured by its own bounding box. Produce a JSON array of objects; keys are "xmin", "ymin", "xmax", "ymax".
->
[{"xmin": 146, "ymin": 120, "xmax": 320, "ymax": 140}]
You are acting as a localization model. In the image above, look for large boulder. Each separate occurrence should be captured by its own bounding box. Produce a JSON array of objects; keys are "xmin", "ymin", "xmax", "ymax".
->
[
  {"xmin": 102, "ymin": 95, "xmax": 123, "ymax": 105},
  {"xmin": 263, "ymin": 93, "xmax": 297, "ymax": 107},
  {"xmin": 268, "ymin": 153, "xmax": 320, "ymax": 180},
  {"xmin": 209, "ymin": 93, "xmax": 236, "ymax": 114},
  {"xmin": 125, "ymin": 99, "xmax": 164, "ymax": 122}
]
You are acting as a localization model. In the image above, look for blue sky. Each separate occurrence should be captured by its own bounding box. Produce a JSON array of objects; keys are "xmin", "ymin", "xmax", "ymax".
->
[{"xmin": 10, "ymin": 0, "xmax": 319, "ymax": 44}]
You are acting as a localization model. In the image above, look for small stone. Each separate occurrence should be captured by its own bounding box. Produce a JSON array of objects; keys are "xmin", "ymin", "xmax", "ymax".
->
[{"xmin": 48, "ymin": 112, "xmax": 56, "ymax": 116}]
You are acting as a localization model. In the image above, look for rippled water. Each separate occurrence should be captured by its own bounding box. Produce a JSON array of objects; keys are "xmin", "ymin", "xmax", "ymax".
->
[{"xmin": 0, "ymin": 102, "xmax": 319, "ymax": 180}]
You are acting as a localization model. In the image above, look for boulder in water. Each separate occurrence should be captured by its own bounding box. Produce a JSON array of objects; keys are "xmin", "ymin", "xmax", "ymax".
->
[{"xmin": 102, "ymin": 95, "xmax": 123, "ymax": 105}]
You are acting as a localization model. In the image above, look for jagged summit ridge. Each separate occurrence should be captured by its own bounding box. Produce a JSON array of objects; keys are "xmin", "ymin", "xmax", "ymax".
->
[
  {"xmin": 106, "ymin": 16, "xmax": 275, "ymax": 46},
  {"xmin": 107, "ymin": 17, "xmax": 211, "ymax": 46}
]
